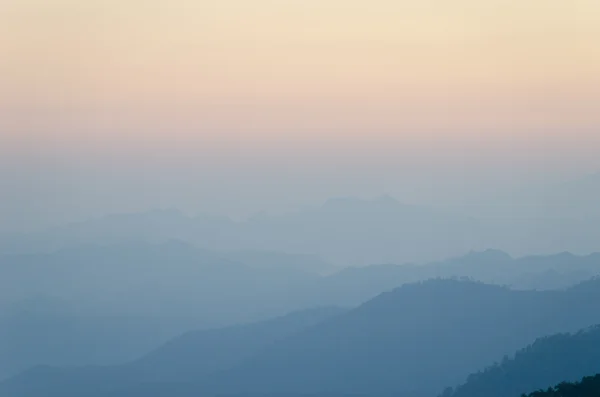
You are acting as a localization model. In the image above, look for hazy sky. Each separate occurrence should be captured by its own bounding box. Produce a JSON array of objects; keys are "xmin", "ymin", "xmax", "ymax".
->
[{"xmin": 1, "ymin": 0, "xmax": 599, "ymax": 230}]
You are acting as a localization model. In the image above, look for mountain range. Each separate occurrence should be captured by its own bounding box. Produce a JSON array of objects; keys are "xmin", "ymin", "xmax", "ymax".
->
[
  {"xmin": 3, "ymin": 242, "xmax": 600, "ymax": 380},
  {"xmin": 6, "ymin": 278, "xmax": 600, "ymax": 397},
  {"xmin": 2, "ymin": 172, "xmax": 600, "ymax": 265}
]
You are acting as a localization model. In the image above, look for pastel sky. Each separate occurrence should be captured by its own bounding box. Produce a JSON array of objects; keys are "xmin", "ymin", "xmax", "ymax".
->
[{"xmin": 1, "ymin": 0, "xmax": 599, "ymax": 230}]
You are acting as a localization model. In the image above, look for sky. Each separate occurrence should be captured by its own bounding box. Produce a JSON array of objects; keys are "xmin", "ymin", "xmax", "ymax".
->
[{"xmin": 1, "ymin": 0, "xmax": 599, "ymax": 231}]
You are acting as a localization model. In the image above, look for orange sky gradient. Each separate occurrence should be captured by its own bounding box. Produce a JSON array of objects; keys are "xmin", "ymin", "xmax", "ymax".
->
[
  {"xmin": 1, "ymin": 0, "xmax": 599, "ymax": 147},
  {"xmin": 1, "ymin": 0, "xmax": 600, "ymax": 230}
]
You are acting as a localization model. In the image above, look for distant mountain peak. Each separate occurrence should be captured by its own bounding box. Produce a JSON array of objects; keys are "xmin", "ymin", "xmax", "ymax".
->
[
  {"xmin": 461, "ymin": 249, "xmax": 513, "ymax": 263},
  {"xmin": 553, "ymin": 251, "xmax": 576, "ymax": 259},
  {"xmin": 568, "ymin": 276, "xmax": 600, "ymax": 292}
]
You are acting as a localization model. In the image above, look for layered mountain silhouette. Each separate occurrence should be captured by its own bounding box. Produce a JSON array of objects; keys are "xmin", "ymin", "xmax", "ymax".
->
[
  {"xmin": 327, "ymin": 249, "xmax": 600, "ymax": 294},
  {"xmin": 6, "ymin": 278, "xmax": 600, "ymax": 397},
  {"xmin": 0, "ymin": 197, "xmax": 484, "ymax": 264},
  {"xmin": 448, "ymin": 325, "xmax": 600, "ymax": 397},
  {"xmin": 4, "ymin": 242, "xmax": 600, "ymax": 311},
  {"xmin": 208, "ymin": 278, "xmax": 600, "ymax": 396},
  {"xmin": 3, "ymin": 242, "xmax": 600, "ymax": 380},
  {"xmin": 0, "ymin": 307, "xmax": 191, "ymax": 386},
  {"xmin": 0, "ymin": 307, "xmax": 345, "ymax": 397},
  {"xmin": 0, "ymin": 242, "xmax": 323, "ymax": 379},
  {"xmin": 0, "ymin": 241, "xmax": 320, "ymax": 318},
  {"xmin": 3, "ymin": 175, "xmax": 600, "ymax": 264}
]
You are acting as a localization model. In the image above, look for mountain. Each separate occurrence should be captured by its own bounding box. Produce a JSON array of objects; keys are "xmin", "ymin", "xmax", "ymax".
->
[
  {"xmin": 448, "ymin": 326, "xmax": 600, "ymax": 397},
  {"xmin": 5, "ymin": 183, "xmax": 600, "ymax": 264},
  {"xmin": 7, "ymin": 278, "xmax": 600, "ymax": 397},
  {"xmin": 209, "ymin": 278, "xmax": 600, "ymax": 396},
  {"xmin": 432, "ymin": 250, "xmax": 600, "ymax": 290},
  {"xmin": 5, "ymin": 244, "xmax": 600, "ymax": 314},
  {"xmin": 220, "ymin": 250, "xmax": 337, "ymax": 275},
  {"xmin": 0, "ymin": 209, "xmax": 201, "ymax": 255},
  {"xmin": 318, "ymin": 250, "xmax": 600, "ymax": 307},
  {"xmin": 0, "ymin": 307, "xmax": 346, "ymax": 397},
  {"xmin": 5, "ymin": 168, "xmax": 600, "ymax": 265},
  {"xmin": 0, "ymin": 241, "xmax": 319, "ymax": 317},
  {"xmin": 0, "ymin": 242, "xmax": 324, "ymax": 380},
  {"xmin": 520, "ymin": 373, "xmax": 600, "ymax": 397},
  {"xmin": 0, "ymin": 307, "xmax": 190, "ymax": 383},
  {"xmin": 0, "ymin": 198, "xmax": 486, "ymax": 265},
  {"xmin": 3, "ymin": 242, "xmax": 600, "ymax": 380},
  {"xmin": 131, "ymin": 306, "xmax": 346, "ymax": 382}
]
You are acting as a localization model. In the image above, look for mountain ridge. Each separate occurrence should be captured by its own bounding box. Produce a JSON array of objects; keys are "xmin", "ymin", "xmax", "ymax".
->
[{"xmin": 8, "ymin": 278, "xmax": 600, "ymax": 397}]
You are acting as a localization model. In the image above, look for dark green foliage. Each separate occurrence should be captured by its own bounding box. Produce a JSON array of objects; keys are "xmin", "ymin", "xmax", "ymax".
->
[
  {"xmin": 521, "ymin": 374, "xmax": 600, "ymax": 397},
  {"xmin": 450, "ymin": 326, "xmax": 600, "ymax": 397}
]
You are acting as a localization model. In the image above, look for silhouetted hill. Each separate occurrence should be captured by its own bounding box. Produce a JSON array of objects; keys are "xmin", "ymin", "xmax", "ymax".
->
[
  {"xmin": 131, "ymin": 306, "xmax": 346, "ymax": 382},
  {"xmin": 0, "ymin": 310, "xmax": 188, "ymax": 383},
  {"xmin": 521, "ymin": 373, "xmax": 600, "ymax": 397},
  {"xmin": 212, "ymin": 279, "xmax": 600, "ymax": 396},
  {"xmin": 8, "ymin": 279, "xmax": 600, "ymax": 397},
  {"xmin": 221, "ymin": 250, "xmax": 337, "ymax": 275},
  {"xmin": 0, "ymin": 198, "xmax": 486, "ymax": 264},
  {"xmin": 0, "ymin": 308, "xmax": 345, "ymax": 397},
  {"xmin": 4, "ymin": 181, "xmax": 600, "ymax": 264},
  {"xmin": 4, "ymin": 244, "xmax": 599, "ymax": 313},
  {"xmin": 0, "ymin": 242, "xmax": 324, "ymax": 379},
  {"xmin": 319, "ymin": 250, "xmax": 600, "ymax": 306},
  {"xmin": 0, "ymin": 241, "xmax": 319, "ymax": 317},
  {"xmin": 448, "ymin": 326, "xmax": 600, "ymax": 397},
  {"xmin": 3, "ymin": 241, "xmax": 600, "ymax": 380}
]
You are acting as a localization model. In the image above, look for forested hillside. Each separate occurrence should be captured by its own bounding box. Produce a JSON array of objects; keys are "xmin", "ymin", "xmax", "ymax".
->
[
  {"xmin": 449, "ymin": 326, "xmax": 600, "ymax": 397},
  {"xmin": 522, "ymin": 374, "xmax": 600, "ymax": 397}
]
